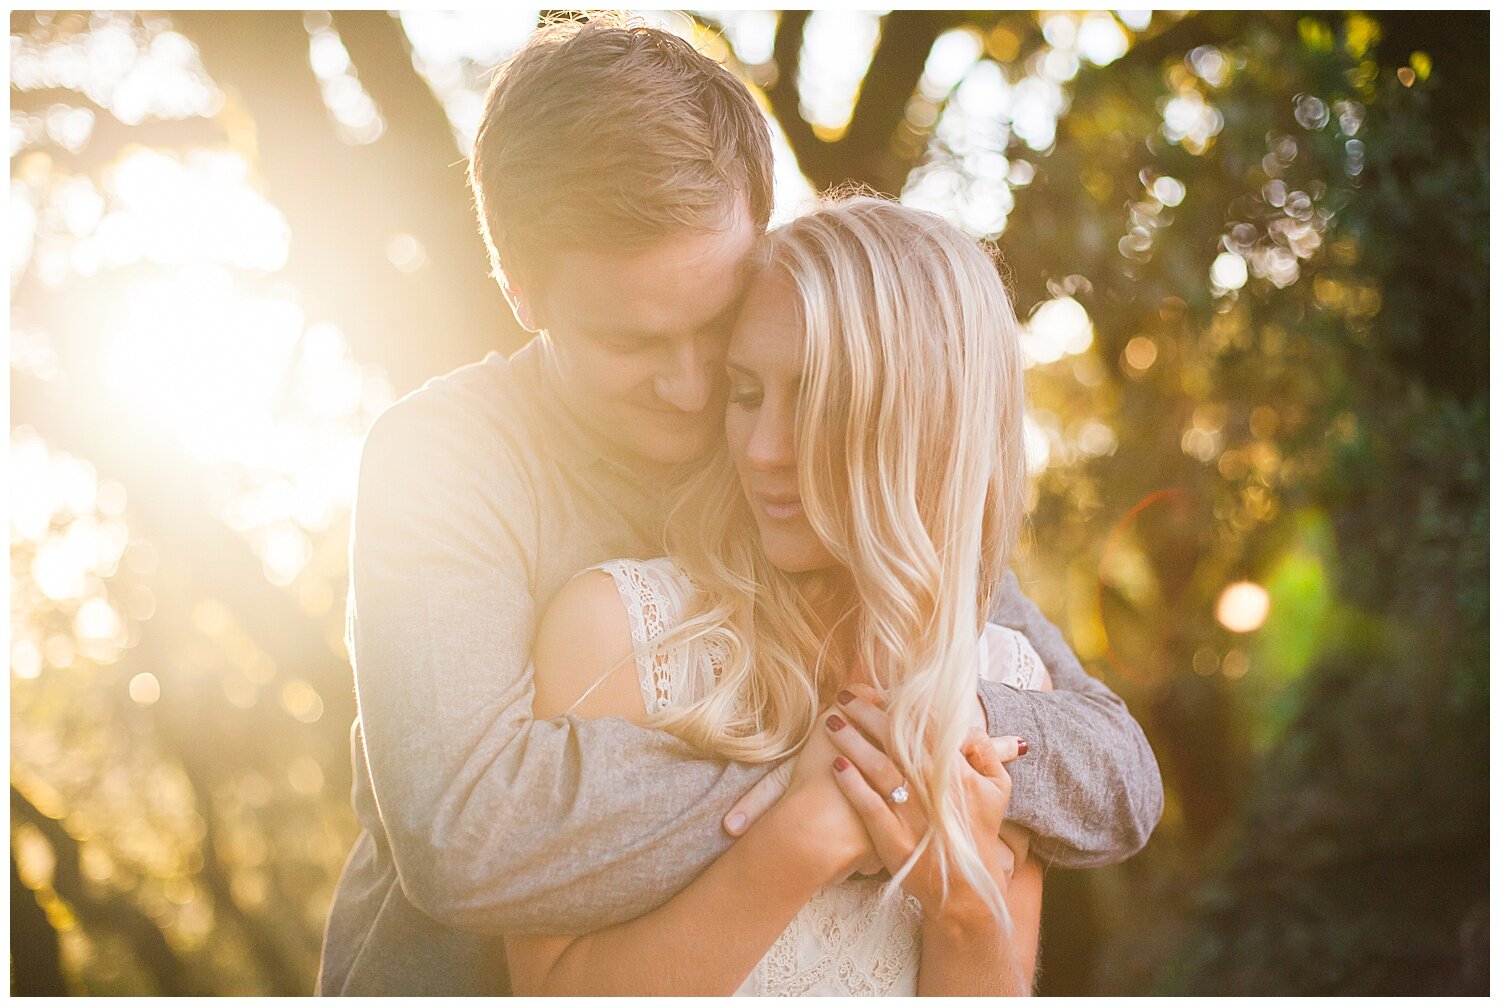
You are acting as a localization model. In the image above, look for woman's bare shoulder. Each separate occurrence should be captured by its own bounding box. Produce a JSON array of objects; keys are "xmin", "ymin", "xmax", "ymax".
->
[
  {"xmin": 982, "ymin": 623, "xmax": 1054, "ymax": 692},
  {"xmin": 531, "ymin": 568, "xmax": 647, "ymax": 723}
]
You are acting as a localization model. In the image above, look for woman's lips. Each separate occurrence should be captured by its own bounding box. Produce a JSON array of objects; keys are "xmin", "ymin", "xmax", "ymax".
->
[{"xmin": 755, "ymin": 493, "xmax": 804, "ymax": 521}]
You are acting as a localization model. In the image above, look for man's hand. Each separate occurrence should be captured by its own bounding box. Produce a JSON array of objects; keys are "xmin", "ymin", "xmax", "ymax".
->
[
  {"xmin": 722, "ymin": 707, "xmax": 882, "ymax": 879},
  {"xmin": 723, "ymin": 760, "xmax": 792, "ymax": 838},
  {"xmin": 721, "ymin": 718, "xmax": 841, "ymax": 838}
]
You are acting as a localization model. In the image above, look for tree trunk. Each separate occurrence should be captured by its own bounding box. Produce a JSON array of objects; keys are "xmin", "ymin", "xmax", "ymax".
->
[{"xmin": 170, "ymin": 11, "xmax": 520, "ymax": 396}]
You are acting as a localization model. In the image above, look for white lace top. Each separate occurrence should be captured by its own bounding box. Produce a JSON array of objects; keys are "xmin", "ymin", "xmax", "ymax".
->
[{"xmin": 593, "ymin": 557, "xmax": 1047, "ymax": 997}]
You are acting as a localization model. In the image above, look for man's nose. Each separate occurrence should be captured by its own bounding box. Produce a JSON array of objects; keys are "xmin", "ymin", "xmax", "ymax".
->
[{"xmin": 653, "ymin": 340, "xmax": 715, "ymax": 413}]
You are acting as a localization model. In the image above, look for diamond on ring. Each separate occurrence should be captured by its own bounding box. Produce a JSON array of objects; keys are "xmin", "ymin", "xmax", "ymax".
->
[{"xmin": 888, "ymin": 785, "xmax": 910, "ymax": 805}]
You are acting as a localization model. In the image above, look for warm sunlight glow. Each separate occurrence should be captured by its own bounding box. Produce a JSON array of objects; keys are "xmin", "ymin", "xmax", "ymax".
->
[
  {"xmin": 399, "ymin": 9, "xmax": 538, "ymax": 151},
  {"xmin": 103, "ymin": 147, "xmax": 290, "ymax": 271},
  {"xmin": 103, "ymin": 267, "xmax": 390, "ymax": 585},
  {"xmin": 11, "ymin": 14, "xmax": 220, "ymax": 125},
  {"xmin": 12, "ymin": 428, "xmax": 138, "ymax": 671}
]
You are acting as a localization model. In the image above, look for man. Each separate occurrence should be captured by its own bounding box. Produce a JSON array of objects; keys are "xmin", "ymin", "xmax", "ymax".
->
[{"xmin": 318, "ymin": 16, "xmax": 1161, "ymax": 996}]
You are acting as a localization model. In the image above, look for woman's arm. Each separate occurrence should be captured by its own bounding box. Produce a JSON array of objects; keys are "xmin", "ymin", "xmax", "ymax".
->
[
  {"xmin": 823, "ymin": 705, "xmax": 1041, "ymax": 995},
  {"xmin": 506, "ymin": 571, "xmax": 867, "ymax": 995},
  {"xmin": 915, "ymin": 640, "xmax": 1051, "ymax": 993},
  {"xmin": 912, "ymin": 735, "xmax": 1044, "ymax": 996},
  {"xmin": 916, "ymin": 835, "xmax": 1043, "ymax": 995},
  {"xmin": 505, "ymin": 792, "xmax": 843, "ymax": 994},
  {"xmin": 826, "ymin": 676, "xmax": 1050, "ymax": 995}
]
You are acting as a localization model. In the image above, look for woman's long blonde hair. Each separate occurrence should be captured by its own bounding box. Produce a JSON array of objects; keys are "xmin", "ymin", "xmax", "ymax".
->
[{"xmin": 652, "ymin": 195, "xmax": 1028, "ymax": 913}]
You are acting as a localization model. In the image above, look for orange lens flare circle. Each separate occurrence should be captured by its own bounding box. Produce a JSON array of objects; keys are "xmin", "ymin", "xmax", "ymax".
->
[{"xmin": 1096, "ymin": 487, "xmax": 1192, "ymax": 684}]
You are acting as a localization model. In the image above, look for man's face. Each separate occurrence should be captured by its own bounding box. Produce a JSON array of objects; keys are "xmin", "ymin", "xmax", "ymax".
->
[{"xmin": 523, "ymin": 204, "xmax": 757, "ymax": 466}]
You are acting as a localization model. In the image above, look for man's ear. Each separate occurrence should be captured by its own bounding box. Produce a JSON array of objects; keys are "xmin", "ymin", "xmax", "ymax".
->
[{"xmin": 500, "ymin": 279, "xmax": 541, "ymax": 333}]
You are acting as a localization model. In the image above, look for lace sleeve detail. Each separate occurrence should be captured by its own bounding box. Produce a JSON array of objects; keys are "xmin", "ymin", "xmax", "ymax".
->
[
  {"xmin": 979, "ymin": 623, "xmax": 1048, "ymax": 691},
  {"xmin": 592, "ymin": 558, "xmax": 713, "ymax": 714}
]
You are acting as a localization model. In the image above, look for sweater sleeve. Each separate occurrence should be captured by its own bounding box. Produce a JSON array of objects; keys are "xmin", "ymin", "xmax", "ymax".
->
[
  {"xmin": 975, "ymin": 571, "xmax": 1163, "ymax": 868},
  {"xmin": 347, "ymin": 394, "xmax": 768, "ymax": 936}
]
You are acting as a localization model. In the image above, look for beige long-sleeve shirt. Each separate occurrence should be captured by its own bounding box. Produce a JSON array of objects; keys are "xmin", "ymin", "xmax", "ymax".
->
[{"xmin": 317, "ymin": 340, "xmax": 1161, "ymax": 995}]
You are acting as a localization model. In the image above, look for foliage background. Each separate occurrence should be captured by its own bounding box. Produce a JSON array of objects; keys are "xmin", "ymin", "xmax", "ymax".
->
[{"xmin": 9, "ymin": 9, "xmax": 1489, "ymax": 995}]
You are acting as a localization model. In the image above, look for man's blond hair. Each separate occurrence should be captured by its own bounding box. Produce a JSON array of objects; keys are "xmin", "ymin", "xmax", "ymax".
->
[{"xmin": 469, "ymin": 14, "xmax": 775, "ymax": 291}]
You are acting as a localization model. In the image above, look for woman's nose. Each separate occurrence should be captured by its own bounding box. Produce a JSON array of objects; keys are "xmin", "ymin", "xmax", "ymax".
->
[{"xmin": 745, "ymin": 408, "xmax": 796, "ymax": 471}]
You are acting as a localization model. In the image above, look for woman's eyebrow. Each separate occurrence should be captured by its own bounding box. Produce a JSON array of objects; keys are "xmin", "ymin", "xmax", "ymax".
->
[{"xmin": 724, "ymin": 361, "xmax": 759, "ymax": 379}]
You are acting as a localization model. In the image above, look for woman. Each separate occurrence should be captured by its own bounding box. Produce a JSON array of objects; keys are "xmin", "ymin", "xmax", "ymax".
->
[{"xmin": 507, "ymin": 196, "xmax": 1050, "ymax": 995}]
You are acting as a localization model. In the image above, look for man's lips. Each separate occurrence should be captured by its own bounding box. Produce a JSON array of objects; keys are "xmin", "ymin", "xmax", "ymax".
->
[{"xmin": 636, "ymin": 403, "xmax": 715, "ymax": 425}]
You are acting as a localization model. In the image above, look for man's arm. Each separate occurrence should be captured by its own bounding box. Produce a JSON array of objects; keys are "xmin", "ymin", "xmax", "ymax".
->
[
  {"xmin": 348, "ymin": 391, "xmax": 768, "ymax": 936},
  {"xmin": 724, "ymin": 577, "xmax": 1162, "ymax": 867},
  {"xmin": 980, "ymin": 570, "xmax": 1163, "ymax": 868}
]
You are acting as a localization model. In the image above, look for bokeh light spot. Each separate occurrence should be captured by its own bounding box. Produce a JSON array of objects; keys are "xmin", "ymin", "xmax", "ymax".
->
[
  {"xmin": 13, "ymin": 639, "xmax": 44, "ymax": 680},
  {"xmin": 1217, "ymin": 581, "xmax": 1271, "ymax": 633},
  {"xmin": 288, "ymin": 756, "xmax": 325, "ymax": 796},
  {"xmin": 75, "ymin": 597, "xmax": 122, "ymax": 643},
  {"xmin": 797, "ymin": 11, "xmax": 883, "ymax": 141},
  {"xmin": 1077, "ymin": 13, "xmax": 1128, "ymax": 67},
  {"xmin": 921, "ymin": 28, "xmax": 983, "ymax": 97},
  {"xmin": 1124, "ymin": 336, "xmax": 1159, "ymax": 372},
  {"xmin": 1211, "ymin": 251, "xmax": 1249, "ymax": 290},
  {"xmin": 280, "ymin": 679, "xmax": 324, "ymax": 724},
  {"xmin": 385, "ymin": 232, "xmax": 427, "ymax": 273},
  {"xmin": 1022, "ymin": 296, "xmax": 1095, "ymax": 366},
  {"xmin": 1152, "ymin": 175, "xmax": 1186, "ymax": 207},
  {"xmin": 129, "ymin": 671, "xmax": 161, "ymax": 705}
]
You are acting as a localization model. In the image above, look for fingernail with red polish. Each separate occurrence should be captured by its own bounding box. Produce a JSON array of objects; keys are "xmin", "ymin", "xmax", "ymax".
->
[
  {"xmin": 836, "ymin": 690, "xmax": 855, "ymax": 705},
  {"xmin": 1017, "ymin": 739, "xmax": 1029, "ymax": 757},
  {"xmin": 834, "ymin": 757, "xmax": 850, "ymax": 771},
  {"xmin": 826, "ymin": 714, "xmax": 846, "ymax": 731}
]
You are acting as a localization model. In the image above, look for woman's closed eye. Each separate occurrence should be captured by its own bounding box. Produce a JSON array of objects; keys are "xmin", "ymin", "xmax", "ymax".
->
[{"xmin": 727, "ymin": 383, "xmax": 763, "ymax": 408}]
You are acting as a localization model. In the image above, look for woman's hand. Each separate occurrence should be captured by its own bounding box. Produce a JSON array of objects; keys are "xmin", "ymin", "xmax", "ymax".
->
[{"xmin": 822, "ymin": 683, "xmax": 1026, "ymax": 915}]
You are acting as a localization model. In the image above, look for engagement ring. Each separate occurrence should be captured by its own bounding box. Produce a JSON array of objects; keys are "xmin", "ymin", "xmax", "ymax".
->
[{"xmin": 888, "ymin": 784, "xmax": 910, "ymax": 805}]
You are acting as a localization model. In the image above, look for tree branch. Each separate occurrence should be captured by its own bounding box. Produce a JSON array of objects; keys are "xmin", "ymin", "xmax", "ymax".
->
[
  {"xmin": 838, "ymin": 10, "xmax": 955, "ymax": 194},
  {"xmin": 177, "ymin": 749, "xmax": 305, "ymax": 995},
  {"xmin": 10, "ymin": 856, "xmax": 68, "ymax": 995},
  {"xmin": 12, "ymin": 786, "xmax": 193, "ymax": 996},
  {"xmin": 765, "ymin": 10, "xmax": 825, "ymax": 187}
]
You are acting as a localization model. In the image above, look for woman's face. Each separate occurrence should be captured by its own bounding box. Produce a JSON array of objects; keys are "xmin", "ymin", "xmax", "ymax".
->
[{"xmin": 724, "ymin": 273, "xmax": 838, "ymax": 574}]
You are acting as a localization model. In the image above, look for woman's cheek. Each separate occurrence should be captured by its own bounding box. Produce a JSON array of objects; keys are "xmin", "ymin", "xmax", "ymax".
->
[{"xmin": 724, "ymin": 406, "xmax": 753, "ymax": 471}]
